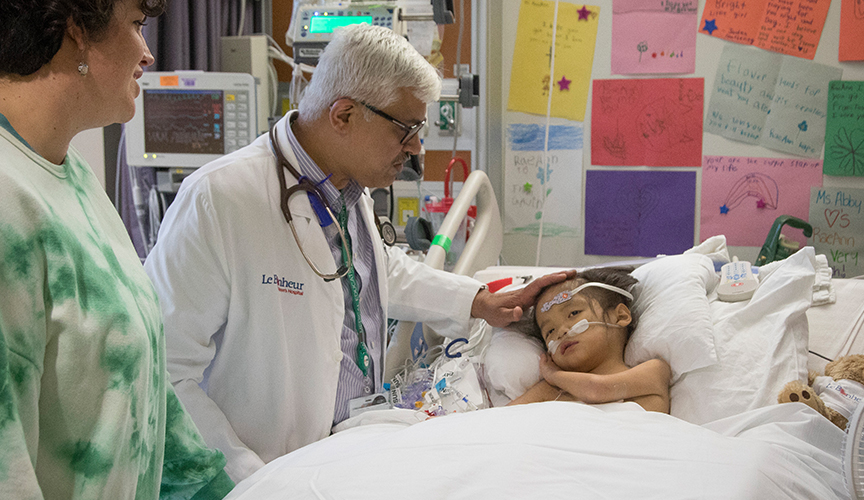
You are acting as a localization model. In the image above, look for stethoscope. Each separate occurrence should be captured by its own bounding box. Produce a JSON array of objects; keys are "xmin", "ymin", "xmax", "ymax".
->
[{"xmin": 269, "ymin": 124, "xmax": 397, "ymax": 283}]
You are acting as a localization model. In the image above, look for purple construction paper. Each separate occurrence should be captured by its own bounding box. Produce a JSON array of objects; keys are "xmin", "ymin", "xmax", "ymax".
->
[{"xmin": 585, "ymin": 170, "xmax": 696, "ymax": 256}]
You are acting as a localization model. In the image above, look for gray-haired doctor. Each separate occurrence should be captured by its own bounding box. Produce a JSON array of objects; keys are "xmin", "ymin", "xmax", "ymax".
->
[{"xmin": 144, "ymin": 24, "xmax": 573, "ymax": 483}]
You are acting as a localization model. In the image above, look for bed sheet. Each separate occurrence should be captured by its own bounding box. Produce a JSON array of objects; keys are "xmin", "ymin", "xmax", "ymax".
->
[
  {"xmin": 226, "ymin": 402, "xmax": 848, "ymax": 500},
  {"xmin": 808, "ymin": 278, "xmax": 864, "ymax": 373}
]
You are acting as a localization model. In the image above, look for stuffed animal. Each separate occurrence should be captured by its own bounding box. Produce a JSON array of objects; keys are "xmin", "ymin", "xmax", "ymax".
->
[{"xmin": 777, "ymin": 355, "xmax": 864, "ymax": 429}]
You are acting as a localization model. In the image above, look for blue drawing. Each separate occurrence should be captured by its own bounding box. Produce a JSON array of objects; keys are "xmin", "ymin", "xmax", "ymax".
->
[
  {"xmin": 508, "ymin": 123, "xmax": 583, "ymax": 151},
  {"xmin": 703, "ymin": 19, "xmax": 718, "ymax": 35}
]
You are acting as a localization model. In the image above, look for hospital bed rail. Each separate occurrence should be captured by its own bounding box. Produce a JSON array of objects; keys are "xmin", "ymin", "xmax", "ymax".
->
[{"xmin": 385, "ymin": 170, "xmax": 502, "ymax": 381}]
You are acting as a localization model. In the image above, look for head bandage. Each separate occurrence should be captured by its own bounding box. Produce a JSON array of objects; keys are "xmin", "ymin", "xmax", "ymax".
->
[{"xmin": 539, "ymin": 282, "xmax": 634, "ymax": 314}]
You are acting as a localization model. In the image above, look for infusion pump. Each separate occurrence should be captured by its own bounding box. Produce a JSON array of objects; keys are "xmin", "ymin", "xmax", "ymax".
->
[{"xmin": 291, "ymin": 3, "xmax": 405, "ymax": 64}]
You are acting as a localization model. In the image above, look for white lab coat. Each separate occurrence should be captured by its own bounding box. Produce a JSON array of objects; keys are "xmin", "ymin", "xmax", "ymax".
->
[{"xmin": 144, "ymin": 113, "xmax": 482, "ymax": 482}]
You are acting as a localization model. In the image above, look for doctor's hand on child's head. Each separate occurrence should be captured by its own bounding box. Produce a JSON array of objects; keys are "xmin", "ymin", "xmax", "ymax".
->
[{"xmin": 470, "ymin": 270, "xmax": 578, "ymax": 328}]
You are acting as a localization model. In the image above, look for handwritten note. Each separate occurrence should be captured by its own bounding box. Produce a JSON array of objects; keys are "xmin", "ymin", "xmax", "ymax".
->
[
  {"xmin": 705, "ymin": 45, "xmax": 842, "ymax": 158},
  {"xmin": 611, "ymin": 0, "xmax": 698, "ymax": 75},
  {"xmin": 699, "ymin": 0, "xmax": 831, "ymax": 60},
  {"xmin": 508, "ymin": 0, "xmax": 600, "ymax": 121},
  {"xmin": 700, "ymin": 155, "xmax": 822, "ymax": 246},
  {"xmin": 591, "ymin": 78, "xmax": 703, "ymax": 166},
  {"xmin": 504, "ymin": 123, "xmax": 583, "ymax": 236},
  {"xmin": 840, "ymin": 0, "xmax": 864, "ymax": 61},
  {"xmin": 809, "ymin": 187, "xmax": 864, "ymax": 278},
  {"xmin": 585, "ymin": 170, "xmax": 696, "ymax": 257},
  {"xmin": 825, "ymin": 81, "xmax": 864, "ymax": 177}
]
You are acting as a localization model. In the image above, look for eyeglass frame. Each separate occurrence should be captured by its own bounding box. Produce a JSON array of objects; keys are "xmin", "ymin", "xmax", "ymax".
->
[{"xmin": 358, "ymin": 101, "xmax": 426, "ymax": 145}]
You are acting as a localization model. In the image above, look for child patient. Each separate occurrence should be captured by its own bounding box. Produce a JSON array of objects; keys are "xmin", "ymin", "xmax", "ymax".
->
[{"xmin": 507, "ymin": 267, "xmax": 671, "ymax": 413}]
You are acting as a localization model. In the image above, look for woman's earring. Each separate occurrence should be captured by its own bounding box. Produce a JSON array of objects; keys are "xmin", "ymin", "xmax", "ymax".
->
[{"xmin": 78, "ymin": 62, "xmax": 89, "ymax": 76}]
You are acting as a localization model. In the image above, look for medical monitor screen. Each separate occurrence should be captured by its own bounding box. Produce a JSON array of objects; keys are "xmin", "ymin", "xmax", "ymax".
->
[
  {"xmin": 143, "ymin": 89, "xmax": 224, "ymax": 155},
  {"xmin": 309, "ymin": 15, "xmax": 373, "ymax": 33}
]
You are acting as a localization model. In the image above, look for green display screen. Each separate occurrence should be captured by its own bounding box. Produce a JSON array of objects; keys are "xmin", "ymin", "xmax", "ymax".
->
[{"xmin": 309, "ymin": 15, "xmax": 374, "ymax": 34}]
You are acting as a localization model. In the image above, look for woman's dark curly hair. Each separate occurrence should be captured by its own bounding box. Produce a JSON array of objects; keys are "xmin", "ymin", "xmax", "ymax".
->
[{"xmin": 0, "ymin": 0, "xmax": 166, "ymax": 76}]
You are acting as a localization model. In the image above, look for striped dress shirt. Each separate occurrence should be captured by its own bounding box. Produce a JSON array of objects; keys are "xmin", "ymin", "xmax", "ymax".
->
[{"xmin": 284, "ymin": 117, "xmax": 385, "ymax": 425}]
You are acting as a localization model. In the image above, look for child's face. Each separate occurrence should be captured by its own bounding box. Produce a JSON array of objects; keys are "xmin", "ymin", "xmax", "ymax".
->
[{"xmin": 535, "ymin": 288, "xmax": 625, "ymax": 372}]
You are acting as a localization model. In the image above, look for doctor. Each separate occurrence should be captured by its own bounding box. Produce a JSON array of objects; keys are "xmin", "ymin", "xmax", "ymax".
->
[{"xmin": 144, "ymin": 24, "xmax": 573, "ymax": 483}]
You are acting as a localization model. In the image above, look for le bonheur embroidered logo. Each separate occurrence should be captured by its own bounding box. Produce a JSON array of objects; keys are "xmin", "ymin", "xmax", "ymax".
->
[{"xmin": 262, "ymin": 274, "xmax": 304, "ymax": 295}]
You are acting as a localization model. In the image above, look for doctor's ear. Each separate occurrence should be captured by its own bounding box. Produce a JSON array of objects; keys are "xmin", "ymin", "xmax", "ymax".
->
[{"xmin": 328, "ymin": 99, "xmax": 357, "ymax": 136}]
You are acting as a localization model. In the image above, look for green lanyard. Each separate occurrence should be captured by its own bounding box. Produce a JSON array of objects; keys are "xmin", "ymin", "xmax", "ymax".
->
[{"xmin": 338, "ymin": 193, "xmax": 370, "ymax": 377}]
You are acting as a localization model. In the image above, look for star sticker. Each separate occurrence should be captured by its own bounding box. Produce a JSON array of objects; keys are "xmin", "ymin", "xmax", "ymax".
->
[
  {"xmin": 720, "ymin": 204, "xmax": 729, "ymax": 214},
  {"xmin": 703, "ymin": 19, "xmax": 718, "ymax": 35},
  {"xmin": 756, "ymin": 199, "xmax": 766, "ymax": 209},
  {"xmin": 523, "ymin": 182, "xmax": 533, "ymax": 193},
  {"xmin": 557, "ymin": 75, "xmax": 571, "ymax": 91},
  {"xmin": 577, "ymin": 5, "xmax": 591, "ymax": 20}
]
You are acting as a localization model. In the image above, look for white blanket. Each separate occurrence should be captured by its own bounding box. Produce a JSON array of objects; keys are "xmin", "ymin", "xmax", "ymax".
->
[{"xmin": 226, "ymin": 403, "xmax": 848, "ymax": 500}]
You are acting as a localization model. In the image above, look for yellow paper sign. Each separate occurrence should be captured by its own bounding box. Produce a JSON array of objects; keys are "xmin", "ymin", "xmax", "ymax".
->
[{"xmin": 508, "ymin": 0, "xmax": 600, "ymax": 122}]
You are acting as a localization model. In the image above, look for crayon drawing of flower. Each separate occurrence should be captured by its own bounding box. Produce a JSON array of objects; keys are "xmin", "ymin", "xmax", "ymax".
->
[{"xmin": 829, "ymin": 127, "xmax": 864, "ymax": 176}]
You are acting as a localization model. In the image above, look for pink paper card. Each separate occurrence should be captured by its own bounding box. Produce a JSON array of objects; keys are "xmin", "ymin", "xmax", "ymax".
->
[
  {"xmin": 591, "ymin": 78, "xmax": 704, "ymax": 166},
  {"xmin": 612, "ymin": 0, "xmax": 698, "ymax": 75},
  {"xmin": 700, "ymin": 155, "xmax": 823, "ymax": 246}
]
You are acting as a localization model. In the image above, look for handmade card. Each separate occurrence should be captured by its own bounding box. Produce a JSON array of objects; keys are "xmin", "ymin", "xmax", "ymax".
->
[
  {"xmin": 809, "ymin": 187, "xmax": 864, "ymax": 279},
  {"xmin": 504, "ymin": 122, "xmax": 583, "ymax": 237},
  {"xmin": 698, "ymin": 0, "xmax": 831, "ymax": 60},
  {"xmin": 705, "ymin": 45, "xmax": 842, "ymax": 158},
  {"xmin": 584, "ymin": 170, "xmax": 696, "ymax": 257},
  {"xmin": 839, "ymin": 0, "xmax": 864, "ymax": 62},
  {"xmin": 611, "ymin": 0, "xmax": 698, "ymax": 75},
  {"xmin": 591, "ymin": 78, "xmax": 704, "ymax": 166},
  {"xmin": 700, "ymin": 156, "xmax": 822, "ymax": 247},
  {"xmin": 508, "ymin": 0, "xmax": 600, "ymax": 121},
  {"xmin": 825, "ymin": 81, "xmax": 864, "ymax": 177}
]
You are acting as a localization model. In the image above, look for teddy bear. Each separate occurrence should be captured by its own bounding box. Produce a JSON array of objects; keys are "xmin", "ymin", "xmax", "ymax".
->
[{"xmin": 777, "ymin": 355, "xmax": 864, "ymax": 429}]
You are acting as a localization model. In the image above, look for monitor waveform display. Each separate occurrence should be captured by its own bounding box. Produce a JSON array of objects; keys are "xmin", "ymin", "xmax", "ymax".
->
[{"xmin": 143, "ymin": 89, "xmax": 224, "ymax": 154}]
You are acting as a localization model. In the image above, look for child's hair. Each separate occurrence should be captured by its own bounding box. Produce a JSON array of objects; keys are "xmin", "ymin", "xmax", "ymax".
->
[{"xmin": 525, "ymin": 266, "xmax": 639, "ymax": 344}]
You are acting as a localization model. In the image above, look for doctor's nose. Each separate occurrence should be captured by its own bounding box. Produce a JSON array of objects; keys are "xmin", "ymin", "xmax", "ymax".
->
[{"xmin": 402, "ymin": 132, "xmax": 422, "ymax": 155}]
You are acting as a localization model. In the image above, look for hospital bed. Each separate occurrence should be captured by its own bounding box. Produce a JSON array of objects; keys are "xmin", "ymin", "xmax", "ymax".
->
[{"xmin": 226, "ymin": 171, "xmax": 864, "ymax": 500}]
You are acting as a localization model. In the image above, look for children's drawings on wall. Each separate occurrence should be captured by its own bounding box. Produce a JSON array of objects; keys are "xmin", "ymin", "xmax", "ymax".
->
[
  {"xmin": 700, "ymin": 155, "xmax": 823, "ymax": 246},
  {"xmin": 840, "ymin": 0, "xmax": 864, "ymax": 61},
  {"xmin": 825, "ymin": 81, "xmax": 864, "ymax": 177},
  {"xmin": 504, "ymin": 122, "xmax": 583, "ymax": 236},
  {"xmin": 508, "ymin": 0, "xmax": 600, "ymax": 121},
  {"xmin": 698, "ymin": 0, "xmax": 831, "ymax": 60},
  {"xmin": 809, "ymin": 187, "xmax": 864, "ymax": 278},
  {"xmin": 611, "ymin": 0, "xmax": 697, "ymax": 75},
  {"xmin": 591, "ymin": 78, "xmax": 703, "ymax": 166},
  {"xmin": 584, "ymin": 170, "xmax": 695, "ymax": 257},
  {"xmin": 705, "ymin": 45, "xmax": 842, "ymax": 158}
]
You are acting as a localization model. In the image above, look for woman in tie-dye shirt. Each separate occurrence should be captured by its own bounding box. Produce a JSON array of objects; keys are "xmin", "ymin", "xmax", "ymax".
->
[{"xmin": 0, "ymin": 1, "xmax": 233, "ymax": 498}]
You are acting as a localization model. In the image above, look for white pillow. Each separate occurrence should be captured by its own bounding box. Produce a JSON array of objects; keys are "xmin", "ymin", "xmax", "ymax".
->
[
  {"xmin": 625, "ymin": 254, "xmax": 720, "ymax": 383},
  {"xmin": 670, "ymin": 248, "xmax": 815, "ymax": 424},
  {"xmin": 480, "ymin": 254, "xmax": 720, "ymax": 403},
  {"xmin": 482, "ymin": 327, "xmax": 545, "ymax": 403}
]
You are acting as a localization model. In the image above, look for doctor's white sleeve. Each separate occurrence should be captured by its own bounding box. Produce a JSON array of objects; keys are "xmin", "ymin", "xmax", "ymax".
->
[
  {"xmin": 144, "ymin": 179, "xmax": 266, "ymax": 483},
  {"xmin": 384, "ymin": 245, "xmax": 483, "ymax": 339}
]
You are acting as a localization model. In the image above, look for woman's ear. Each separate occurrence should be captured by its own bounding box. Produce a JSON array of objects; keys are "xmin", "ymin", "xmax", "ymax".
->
[
  {"xmin": 66, "ymin": 17, "xmax": 88, "ymax": 52},
  {"xmin": 612, "ymin": 303, "xmax": 632, "ymax": 328}
]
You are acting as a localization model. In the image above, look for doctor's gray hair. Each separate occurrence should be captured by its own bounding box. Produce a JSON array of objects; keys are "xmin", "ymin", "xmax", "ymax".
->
[{"xmin": 298, "ymin": 24, "xmax": 442, "ymax": 120}]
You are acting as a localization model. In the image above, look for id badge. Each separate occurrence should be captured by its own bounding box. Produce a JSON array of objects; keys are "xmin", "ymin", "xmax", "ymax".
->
[{"xmin": 348, "ymin": 393, "xmax": 391, "ymax": 418}]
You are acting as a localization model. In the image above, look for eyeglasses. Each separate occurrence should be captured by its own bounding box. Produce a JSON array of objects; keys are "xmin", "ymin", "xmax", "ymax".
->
[{"xmin": 359, "ymin": 101, "xmax": 426, "ymax": 145}]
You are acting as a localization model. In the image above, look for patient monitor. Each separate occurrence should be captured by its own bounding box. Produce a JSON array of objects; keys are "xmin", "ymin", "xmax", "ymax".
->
[{"xmin": 126, "ymin": 71, "xmax": 258, "ymax": 191}]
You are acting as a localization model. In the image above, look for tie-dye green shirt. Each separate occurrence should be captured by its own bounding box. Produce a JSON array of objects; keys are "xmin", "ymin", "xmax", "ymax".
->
[{"xmin": 0, "ymin": 122, "xmax": 234, "ymax": 499}]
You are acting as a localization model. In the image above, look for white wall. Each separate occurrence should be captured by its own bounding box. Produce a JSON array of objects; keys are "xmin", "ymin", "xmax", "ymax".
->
[{"xmin": 484, "ymin": 0, "xmax": 864, "ymax": 267}]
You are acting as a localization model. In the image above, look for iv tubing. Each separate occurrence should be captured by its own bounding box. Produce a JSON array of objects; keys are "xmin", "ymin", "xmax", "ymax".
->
[{"xmin": 535, "ymin": 0, "xmax": 560, "ymax": 267}]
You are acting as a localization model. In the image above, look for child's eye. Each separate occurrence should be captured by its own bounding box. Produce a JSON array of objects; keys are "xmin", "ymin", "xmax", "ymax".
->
[{"xmin": 568, "ymin": 310, "xmax": 581, "ymax": 318}]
